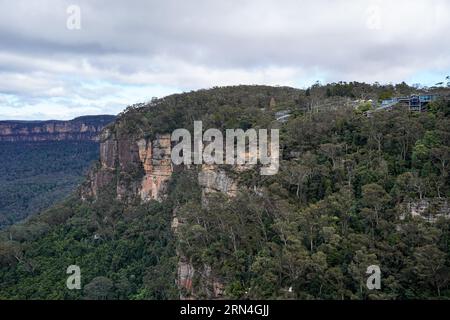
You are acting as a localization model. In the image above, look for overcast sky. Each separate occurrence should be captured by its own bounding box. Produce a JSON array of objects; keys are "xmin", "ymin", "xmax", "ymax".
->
[{"xmin": 0, "ymin": 0, "xmax": 449, "ymax": 120}]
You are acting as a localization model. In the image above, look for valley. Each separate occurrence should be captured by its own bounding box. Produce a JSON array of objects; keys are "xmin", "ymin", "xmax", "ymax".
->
[{"xmin": 0, "ymin": 115, "xmax": 115, "ymax": 228}]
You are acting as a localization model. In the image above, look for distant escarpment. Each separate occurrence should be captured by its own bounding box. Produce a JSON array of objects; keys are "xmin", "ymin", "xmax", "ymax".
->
[{"xmin": 0, "ymin": 115, "xmax": 116, "ymax": 142}]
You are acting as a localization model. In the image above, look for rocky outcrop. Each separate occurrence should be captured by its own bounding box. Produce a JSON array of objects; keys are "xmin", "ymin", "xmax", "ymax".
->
[
  {"xmin": 198, "ymin": 165, "xmax": 238, "ymax": 205},
  {"xmin": 400, "ymin": 198, "xmax": 450, "ymax": 222},
  {"xmin": 175, "ymin": 165, "xmax": 239, "ymax": 299},
  {"xmin": 176, "ymin": 253, "xmax": 224, "ymax": 299},
  {"xmin": 0, "ymin": 115, "xmax": 115, "ymax": 142},
  {"xmin": 137, "ymin": 135, "xmax": 172, "ymax": 201},
  {"xmin": 177, "ymin": 256, "xmax": 195, "ymax": 298},
  {"xmin": 81, "ymin": 127, "xmax": 173, "ymax": 202},
  {"xmin": 81, "ymin": 128, "xmax": 119, "ymax": 199}
]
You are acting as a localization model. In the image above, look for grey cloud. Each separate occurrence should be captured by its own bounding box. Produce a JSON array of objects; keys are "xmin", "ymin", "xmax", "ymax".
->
[
  {"xmin": 1, "ymin": 0, "xmax": 450, "ymax": 119},
  {"xmin": 2, "ymin": 0, "xmax": 449, "ymax": 73}
]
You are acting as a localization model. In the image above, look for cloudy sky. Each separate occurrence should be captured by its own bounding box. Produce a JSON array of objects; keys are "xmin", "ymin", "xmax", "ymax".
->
[{"xmin": 0, "ymin": 0, "xmax": 449, "ymax": 120}]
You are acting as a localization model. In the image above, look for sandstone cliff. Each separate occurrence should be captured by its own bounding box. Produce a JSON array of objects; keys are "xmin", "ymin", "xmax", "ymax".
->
[
  {"xmin": 137, "ymin": 135, "xmax": 173, "ymax": 201},
  {"xmin": 81, "ymin": 119, "xmax": 244, "ymax": 299},
  {"xmin": 81, "ymin": 126, "xmax": 173, "ymax": 203},
  {"xmin": 0, "ymin": 115, "xmax": 115, "ymax": 142}
]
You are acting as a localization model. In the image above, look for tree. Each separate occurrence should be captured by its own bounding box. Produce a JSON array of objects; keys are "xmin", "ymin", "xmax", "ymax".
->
[
  {"xmin": 431, "ymin": 146, "xmax": 450, "ymax": 178},
  {"xmin": 320, "ymin": 143, "xmax": 343, "ymax": 169},
  {"xmin": 281, "ymin": 242, "xmax": 310, "ymax": 294},
  {"xmin": 364, "ymin": 115, "xmax": 385, "ymax": 153},
  {"xmin": 394, "ymin": 172, "xmax": 428, "ymax": 201},
  {"xmin": 414, "ymin": 245, "xmax": 449, "ymax": 297},
  {"xmin": 0, "ymin": 241, "xmax": 22, "ymax": 266},
  {"xmin": 281, "ymin": 161, "xmax": 312, "ymax": 200},
  {"xmin": 361, "ymin": 184, "xmax": 391, "ymax": 240},
  {"xmin": 84, "ymin": 277, "xmax": 115, "ymax": 300},
  {"xmin": 348, "ymin": 249, "xmax": 379, "ymax": 299},
  {"xmin": 361, "ymin": 183, "xmax": 391, "ymax": 225}
]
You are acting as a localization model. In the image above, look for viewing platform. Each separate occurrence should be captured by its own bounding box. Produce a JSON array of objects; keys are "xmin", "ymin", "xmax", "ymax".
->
[{"xmin": 378, "ymin": 94, "xmax": 438, "ymax": 112}]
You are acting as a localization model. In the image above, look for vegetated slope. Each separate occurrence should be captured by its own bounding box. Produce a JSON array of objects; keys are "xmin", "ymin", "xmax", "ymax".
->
[
  {"xmin": 0, "ymin": 115, "xmax": 115, "ymax": 228},
  {"xmin": 0, "ymin": 84, "xmax": 449, "ymax": 300},
  {"xmin": 0, "ymin": 141, "xmax": 100, "ymax": 227}
]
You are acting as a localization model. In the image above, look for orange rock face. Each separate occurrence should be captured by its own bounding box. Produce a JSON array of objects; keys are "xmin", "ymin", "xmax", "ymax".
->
[
  {"xmin": 137, "ymin": 134, "xmax": 173, "ymax": 201},
  {"xmin": 81, "ymin": 130, "xmax": 173, "ymax": 202}
]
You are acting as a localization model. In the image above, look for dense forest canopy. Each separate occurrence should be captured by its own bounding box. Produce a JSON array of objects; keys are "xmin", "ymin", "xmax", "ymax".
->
[
  {"xmin": 1, "ymin": 83, "xmax": 449, "ymax": 299},
  {"xmin": 0, "ymin": 141, "xmax": 100, "ymax": 228}
]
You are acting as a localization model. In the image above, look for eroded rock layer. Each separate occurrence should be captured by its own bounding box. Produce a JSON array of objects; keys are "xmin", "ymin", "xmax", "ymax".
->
[{"xmin": 0, "ymin": 115, "xmax": 115, "ymax": 142}]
